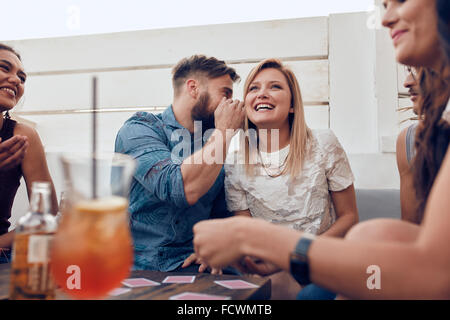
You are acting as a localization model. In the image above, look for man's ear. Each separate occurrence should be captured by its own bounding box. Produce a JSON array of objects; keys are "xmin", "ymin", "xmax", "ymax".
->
[{"xmin": 186, "ymin": 79, "xmax": 198, "ymax": 99}]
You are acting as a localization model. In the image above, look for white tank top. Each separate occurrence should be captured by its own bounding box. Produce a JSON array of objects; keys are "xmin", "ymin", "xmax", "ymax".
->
[{"xmin": 443, "ymin": 98, "xmax": 450, "ymax": 124}]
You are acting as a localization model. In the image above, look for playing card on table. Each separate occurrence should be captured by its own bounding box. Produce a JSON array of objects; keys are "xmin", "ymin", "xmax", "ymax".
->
[
  {"xmin": 162, "ymin": 275, "xmax": 196, "ymax": 284},
  {"xmin": 169, "ymin": 292, "xmax": 231, "ymax": 300},
  {"xmin": 108, "ymin": 287, "xmax": 131, "ymax": 296},
  {"xmin": 214, "ymin": 280, "xmax": 259, "ymax": 289},
  {"xmin": 122, "ymin": 278, "xmax": 161, "ymax": 288}
]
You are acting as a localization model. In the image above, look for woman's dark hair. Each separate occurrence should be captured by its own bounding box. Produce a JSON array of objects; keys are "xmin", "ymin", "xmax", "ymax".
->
[
  {"xmin": 412, "ymin": 0, "xmax": 450, "ymax": 223},
  {"xmin": 0, "ymin": 43, "xmax": 21, "ymax": 61},
  {"xmin": 437, "ymin": 0, "xmax": 450, "ymax": 62}
]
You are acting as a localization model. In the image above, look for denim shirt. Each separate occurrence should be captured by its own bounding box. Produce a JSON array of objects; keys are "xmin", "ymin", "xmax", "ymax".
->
[{"xmin": 115, "ymin": 106, "xmax": 230, "ymax": 271}]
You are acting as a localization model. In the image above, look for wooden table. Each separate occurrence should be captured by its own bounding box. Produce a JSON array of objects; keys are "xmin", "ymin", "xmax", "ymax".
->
[{"xmin": 0, "ymin": 263, "xmax": 271, "ymax": 300}]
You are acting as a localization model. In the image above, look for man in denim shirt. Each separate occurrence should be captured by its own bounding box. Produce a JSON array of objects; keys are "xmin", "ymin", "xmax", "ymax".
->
[{"xmin": 115, "ymin": 55, "xmax": 245, "ymax": 272}]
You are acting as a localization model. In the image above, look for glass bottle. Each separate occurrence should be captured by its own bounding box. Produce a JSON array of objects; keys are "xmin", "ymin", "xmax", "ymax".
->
[
  {"xmin": 55, "ymin": 190, "xmax": 68, "ymax": 223},
  {"xmin": 9, "ymin": 181, "xmax": 58, "ymax": 300}
]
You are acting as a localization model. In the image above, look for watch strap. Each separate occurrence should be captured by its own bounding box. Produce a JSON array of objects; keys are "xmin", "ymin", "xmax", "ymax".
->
[{"xmin": 290, "ymin": 233, "xmax": 316, "ymax": 286}]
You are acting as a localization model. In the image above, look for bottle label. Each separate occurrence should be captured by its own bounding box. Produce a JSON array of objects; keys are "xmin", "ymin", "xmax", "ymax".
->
[{"xmin": 27, "ymin": 235, "xmax": 52, "ymax": 264}]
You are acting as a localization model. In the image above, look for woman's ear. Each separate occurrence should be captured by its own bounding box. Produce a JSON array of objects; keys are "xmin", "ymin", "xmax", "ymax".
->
[{"xmin": 289, "ymin": 106, "xmax": 295, "ymax": 113}]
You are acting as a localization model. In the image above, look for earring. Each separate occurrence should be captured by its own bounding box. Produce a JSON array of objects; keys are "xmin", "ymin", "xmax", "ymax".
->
[{"xmin": 4, "ymin": 111, "xmax": 10, "ymax": 119}]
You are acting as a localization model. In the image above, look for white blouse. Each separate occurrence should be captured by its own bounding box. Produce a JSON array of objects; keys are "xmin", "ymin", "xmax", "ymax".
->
[
  {"xmin": 224, "ymin": 129, "xmax": 354, "ymax": 235},
  {"xmin": 443, "ymin": 98, "xmax": 450, "ymax": 124}
]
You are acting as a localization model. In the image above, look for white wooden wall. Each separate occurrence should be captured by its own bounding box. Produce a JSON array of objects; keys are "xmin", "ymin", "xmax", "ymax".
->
[{"xmin": 4, "ymin": 11, "xmax": 409, "ymax": 226}]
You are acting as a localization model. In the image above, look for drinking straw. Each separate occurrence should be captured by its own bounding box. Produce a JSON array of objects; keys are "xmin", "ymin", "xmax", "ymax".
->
[{"xmin": 92, "ymin": 76, "xmax": 98, "ymax": 199}]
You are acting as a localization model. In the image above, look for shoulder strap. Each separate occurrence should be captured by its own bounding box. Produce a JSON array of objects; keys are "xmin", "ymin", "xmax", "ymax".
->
[
  {"xmin": 405, "ymin": 123, "xmax": 418, "ymax": 164},
  {"xmin": 0, "ymin": 118, "xmax": 17, "ymax": 140}
]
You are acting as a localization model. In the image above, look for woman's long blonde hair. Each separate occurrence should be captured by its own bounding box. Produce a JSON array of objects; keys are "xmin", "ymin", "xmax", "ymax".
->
[{"xmin": 243, "ymin": 58, "xmax": 311, "ymax": 177}]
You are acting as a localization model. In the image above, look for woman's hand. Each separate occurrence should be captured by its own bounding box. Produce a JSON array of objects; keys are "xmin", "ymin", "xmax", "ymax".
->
[
  {"xmin": 15, "ymin": 123, "xmax": 59, "ymax": 214},
  {"xmin": 238, "ymin": 256, "xmax": 281, "ymax": 276},
  {"xmin": 0, "ymin": 135, "xmax": 28, "ymax": 171},
  {"xmin": 193, "ymin": 216, "xmax": 251, "ymax": 268},
  {"xmin": 181, "ymin": 253, "xmax": 223, "ymax": 275}
]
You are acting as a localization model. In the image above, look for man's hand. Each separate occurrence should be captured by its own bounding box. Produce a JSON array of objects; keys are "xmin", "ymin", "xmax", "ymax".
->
[
  {"xmin": 0, "ymin": 135, "xmax": 29, "ymax": 172},
  {"xmin": 214, "ymin": 98, "xmax": 245, "ymax": 132},
  {"xmin": 181, "ymin": 253, "xmax": 223, "ymax": 275}
]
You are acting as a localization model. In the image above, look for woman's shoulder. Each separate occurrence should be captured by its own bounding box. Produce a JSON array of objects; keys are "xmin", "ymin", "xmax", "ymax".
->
[
  {"xmin": 396, "ymin": 127, "xmax": 410, "ymax": 174},
  {"xmin": 396, "ymin": 126, "xmax": 409, "ymax": 155},
  {"xmin": 310, "ymin": 129, "xmax": 340, "ymax": 149},
  {"xmin": 13, "ymin": 122, "xmax": 43, "ymax": 150},
  {"xmin": 308, "ymin": 129, "xmax": 351, "ymax": 168},
  {"xmin": 13, "ymin": 122, "xmax": 39, "ymax": 140},
  {"xmin": 396, "ymin": 125, "xmax": 413, "ymax": 153}
]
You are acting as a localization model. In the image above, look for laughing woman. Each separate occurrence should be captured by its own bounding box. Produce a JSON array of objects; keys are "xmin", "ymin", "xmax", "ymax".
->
[
  {"xmin": 0, "ymin": 44, "xmax": 58, "ymax": 262},
  {"xmin": 223, "ymin": 59, "xmax": 358, "ymax": 299}
]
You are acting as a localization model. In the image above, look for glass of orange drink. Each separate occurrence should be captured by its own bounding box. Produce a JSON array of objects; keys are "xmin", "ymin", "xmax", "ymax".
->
[{"xmin": 51, "ymin": 153, "xmax": 136, "ymax": 299}]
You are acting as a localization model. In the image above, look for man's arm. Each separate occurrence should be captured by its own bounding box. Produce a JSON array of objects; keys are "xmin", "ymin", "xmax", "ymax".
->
[
  {"xmin": 115, "ymin": 116, "xmax": 190, "ymax": 208},
  {"xmin": 180, "ymin": 98, "xmax": 245, "ymax": 205},
  {"xmin": 181, "ymin": 128, "xmax": 233, "ymax": 205}
]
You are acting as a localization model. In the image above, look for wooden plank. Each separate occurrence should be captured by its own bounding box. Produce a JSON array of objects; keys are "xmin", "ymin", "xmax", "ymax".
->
[
  {"xmin": 22, "ymin": 112, "xmax": 137, "ymax": 153},
  {"xmin": 233, "ymin": 60, "xmax": 329, "ymax": 103},
  {"xmin": 348, "ymin": 153, "xmax": 400, "ymax": 189},
  {"xmin": 22, "ymin": 73, "xmax": 93, "ymax": 110},
  {"xmin": 329, "ymin": 12, "xmax": 379, "ymax": 153},
  {"xmin": 21, "ymin": 104, "xmax": 328, "ymax": 154},
  {"xmin": 9, "ymin": 114, "xmax": 36, "ymax": 128},
  {"xmin": 305, "ymin": 105, "xmax": 329, "ymax": 129},
  {"xmin": 19, "ymin": 60, "xmax": 329, "ymax": 112},
  {"xmin": 374, "ymin": 4, "xmax": 402, "ymax": 141},
  {"xmin": 6, "ymin": 17, "xmax": 328, "ymax": 73}
]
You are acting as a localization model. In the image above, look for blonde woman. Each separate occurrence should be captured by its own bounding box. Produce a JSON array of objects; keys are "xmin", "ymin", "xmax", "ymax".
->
[{"xmin": 223, "ymin": 59, "xmax": 358, "ymax": 299}]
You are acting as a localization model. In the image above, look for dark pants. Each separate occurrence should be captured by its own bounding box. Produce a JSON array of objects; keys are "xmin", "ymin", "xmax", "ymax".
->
[{"xmin": 296, "ymin": 284, "xmax": 336, "ymax": 300}]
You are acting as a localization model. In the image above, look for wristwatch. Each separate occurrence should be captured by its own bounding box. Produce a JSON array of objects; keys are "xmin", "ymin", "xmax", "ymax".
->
[{"xmin": 290, "ymin": 233, "xmax": 316, "ymax": 286}]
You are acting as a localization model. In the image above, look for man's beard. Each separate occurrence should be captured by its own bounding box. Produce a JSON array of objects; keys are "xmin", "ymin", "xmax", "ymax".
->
[{"xmin": 191, "ymin": 92, "xmax": 215, "ymax": 132}]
